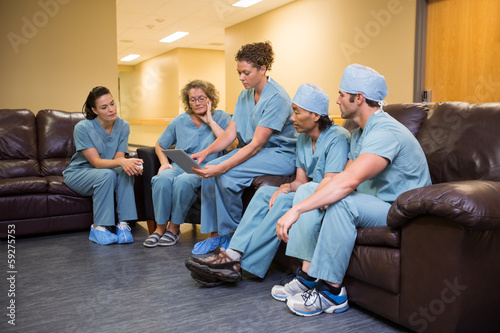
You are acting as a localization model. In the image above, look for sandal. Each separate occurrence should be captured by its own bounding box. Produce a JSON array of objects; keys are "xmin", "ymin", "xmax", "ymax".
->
[
  {"xmin": 143, "ymin": 232, "xmax": 161, "ymax": 248},
  {"xmin": 158, "ymin": 230, "xmax": 181, "ymax": 246}
]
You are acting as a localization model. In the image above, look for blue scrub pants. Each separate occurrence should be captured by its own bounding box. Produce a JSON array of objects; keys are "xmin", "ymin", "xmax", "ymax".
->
[
  {"xmin": 201, "ymin": 148, "xmax": 295, "ymax": 236},
  {"xmin": 285, "ymin": 182, "xmax": 391, "ymax": 284},
  {"xmin": 229, "ymin": 186, "xmax": 294, "ymax": 278},
  {"xmin": 63, "ymin": 167, "xmax": 138, "ymax": 226},
  {"xmin": 151, "ymin": 164, "xmax": 201, "ymax": 225}
]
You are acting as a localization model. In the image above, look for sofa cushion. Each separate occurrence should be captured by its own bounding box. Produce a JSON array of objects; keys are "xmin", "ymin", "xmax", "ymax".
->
[
  {"xmin": 343, "ymin": 103, "xmax": 429, "ymax": 138},
  {"xmin": 0, "ymin": 109, "xmax": 39, "ymax": 178},
  {"xmin": 0, "ymin": 177, "xmax": 48, "ymax": 195},
  {"xmin": 37, "ymin": 110, "xmax": 85, "ymax": 176},
  {"xmin": 418, "ymin": 102, "xmax": 500, "ymax": 183}
]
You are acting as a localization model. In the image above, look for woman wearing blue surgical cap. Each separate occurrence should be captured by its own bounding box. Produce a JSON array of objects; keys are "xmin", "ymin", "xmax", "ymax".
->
[
  {"xmin": 63, "ymin": 86, "xmax": 143, "ymax": 245},
  {"xmin": 142, "ymin": 80, "xmax": 233, "ymax": 248},
  {"xmin": 186, "ymin": 83, "xmax": 351, "ymax": 285},
  {"xmin": 189, "ymin": 41, "xmax": 297, "ymax": 255}
]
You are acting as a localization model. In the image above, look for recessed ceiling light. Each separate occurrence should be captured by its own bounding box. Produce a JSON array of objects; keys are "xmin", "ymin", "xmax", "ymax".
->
[
  {"xmin": 232, "ymin": 0, "xmax": 262, "ymax": 7},
  {"xmin": 160, "ymin": 31, "xmax": 189, "ymax": 43},
  {"xmin": 120, "ymin": 54, "xmax": 140, "ymax": 62}
]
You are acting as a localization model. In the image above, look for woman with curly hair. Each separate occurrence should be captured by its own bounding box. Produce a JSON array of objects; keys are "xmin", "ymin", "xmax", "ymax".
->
[
  {"xmin": 189, "ymin": 41, "xmax": 297, "ymax": 255},
  {"xmin": 142, "ymin": 79, "xmax": 232, "ymax": 247}
]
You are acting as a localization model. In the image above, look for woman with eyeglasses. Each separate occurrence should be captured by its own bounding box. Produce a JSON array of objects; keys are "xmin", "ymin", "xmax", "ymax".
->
[
  {"xmin": 143, "ymin": 80, "xmax": 232, "ymax": 248},
  {"xmin": 188, "ymin": 41, "xmax": 297, "ymax": 255}
]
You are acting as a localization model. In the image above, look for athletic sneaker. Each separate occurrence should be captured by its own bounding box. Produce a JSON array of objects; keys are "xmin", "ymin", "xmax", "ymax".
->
[
  {"xmin": 185, "ymin": 247, "xmax": 241, "ymax": 283},
  {"xmin": 116, "ymin": 222, "xmax": 133, "ymax": 244},
  {"xmin": 89, "ymin": 225, "xmax": 118, "ymax": 245},
  {"xmin": 286, "ymin": 281, "xmax": 349, "ymax": 316},
  {"xmin": 271, "ymin": 268, "xmax": 317, "ymax": 301}
]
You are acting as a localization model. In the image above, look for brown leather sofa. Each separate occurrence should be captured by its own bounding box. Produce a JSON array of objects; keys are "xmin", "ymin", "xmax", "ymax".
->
[{"xmin": 0, "ymin": 109, "xmax": 94, "ymax": 237}]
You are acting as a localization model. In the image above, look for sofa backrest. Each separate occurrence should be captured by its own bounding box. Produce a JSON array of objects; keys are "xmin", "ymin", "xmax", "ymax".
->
[
  {"xmin": 417, "ymin": 102, "xmax": 500, "ymax": 183},
  {"xmin": 0, "ymin": 109, "xmax": 39, "ymax": 179},
  {"xmin": 37, "ymin": 109, "xmax": 85, "ymax": 176},
  {"xmin": 342, "ymin": 103, "xmax": 429, "ymax": 138}
]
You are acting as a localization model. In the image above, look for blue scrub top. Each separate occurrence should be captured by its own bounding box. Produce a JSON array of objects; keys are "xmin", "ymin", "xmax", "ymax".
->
[
  {"xmin": 296, "ymin": 124, "xmax": 351, "ymax": 183},
  {"xmin": 158, "ymin": 110, "xmax": 232, "ymax": 165},
  {"xmin": 349, "ymin": 109, "xmax": 431, "ymax": 202},
  {"xmin": 232, "ymin": 77, "xmax": 296, "ymax": 154},
  {"xmin": 64, "ymin": 117, "xmax": 130, "ymax": 173}
]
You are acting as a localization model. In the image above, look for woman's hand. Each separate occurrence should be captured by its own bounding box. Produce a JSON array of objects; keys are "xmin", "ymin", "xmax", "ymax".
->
[
  {"xmin": 121, "ymin": 157, "xmax": 144, "ymax": 176},
  {"xmin": 158, "ymin": 163, "xmax": 173, "ymax": 175},
  {"xmin": 198, "ymin": 99, "xmax": 214, "ymax": 125},
  {"xmin": 268, "ymin": 184, "xmax": 291, "ymax": 210},
  {"xmin": 192, "ymin": 163, "xmax": 225, "ymax": 179},
  {"xmin": 191, "ymin": 150, "xmax": 208, "ymax": 166},
  {"xmin": 276, "ymin": 207, "xmax": 300, "ymax": 243}
]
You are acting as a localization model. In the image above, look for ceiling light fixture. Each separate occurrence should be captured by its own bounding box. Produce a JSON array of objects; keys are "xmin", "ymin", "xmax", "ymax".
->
[
  {"xmin": 160, "ymin": 31, "xmax": 189, "ymax": 43},
  {"xmin": 120, "ymin": 54, "xmax": 140, "ymax": 62},
  {"xmin": 232, "ymin": 0, "xmax": 262, "ymax": 8}
]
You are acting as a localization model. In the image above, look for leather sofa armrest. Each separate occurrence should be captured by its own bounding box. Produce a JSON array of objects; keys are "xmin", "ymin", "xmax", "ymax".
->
[
  {"xmin": 387, "ymin": 180, "xmax": 500, "ymax": 230},
  {"xmin": 136, "ymin": 147, "xmax": 160, "ymax": 220}
]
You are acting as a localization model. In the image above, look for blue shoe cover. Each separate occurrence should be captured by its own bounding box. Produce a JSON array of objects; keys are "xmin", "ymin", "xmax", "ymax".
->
[
  {"xmin": 220, "ymin": 234, "xmax": 233, "ymax": 251},
  {"xmin": 192, "ymin": 236, "xmax": 222, "ymax": 255},
  {"xmin": 116, "ymin": 222, "xmax": 133, "ymax": 244},
  {"xmin": 89, "ymin": 226, "xmax": 118, "ymax": 245}
]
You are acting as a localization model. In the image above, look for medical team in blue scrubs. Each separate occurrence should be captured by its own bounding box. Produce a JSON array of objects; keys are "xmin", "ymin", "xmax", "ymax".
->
[{"xmin": 185, "ymin": 83, "xmax": 351, "ymax": 285}]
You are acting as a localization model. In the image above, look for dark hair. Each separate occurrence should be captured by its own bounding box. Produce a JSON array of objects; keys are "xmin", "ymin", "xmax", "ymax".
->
[
  {"xmin": 235, "ymin": 40, "xmax": 274, "ymax": 71},
  {"xmin": 348, "ymin": 93, "xmax": 379, "ymax": 108},
  {"xmin": 180, "ymin": 80, "xmax": 219, "ymax": 114},
  {"xmin": 82, "ymin": 86, "xmax": 111, "ymax": 120},
  {"xmin": 318, "ymin": 115, "xmax": 333, "ymax": 131}
]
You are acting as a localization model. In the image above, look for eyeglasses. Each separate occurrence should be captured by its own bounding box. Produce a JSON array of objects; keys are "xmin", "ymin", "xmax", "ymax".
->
[{"xmin": 189, "ymin": 96, "xmax": 208, "ymax": 104}]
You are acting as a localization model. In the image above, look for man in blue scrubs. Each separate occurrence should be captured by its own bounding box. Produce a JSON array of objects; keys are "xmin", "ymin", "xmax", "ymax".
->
[{"xmin": 272, "ymin": 64, "xmax": 432, "ymax": 316}]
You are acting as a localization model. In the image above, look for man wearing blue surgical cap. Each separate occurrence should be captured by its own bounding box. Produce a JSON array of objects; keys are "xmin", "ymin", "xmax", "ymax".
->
[
  {"xmin": 186, "ymin": 83, "xmax": 351, "ymax": 285},
  {"xmin": 272, "ymin": 64, "xmax": 431, "ymax": 316}
]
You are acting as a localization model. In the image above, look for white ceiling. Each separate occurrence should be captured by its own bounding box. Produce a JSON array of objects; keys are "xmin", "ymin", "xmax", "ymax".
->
[{"xmin": 117, "ymin": 0, "xmax": 296, "ymax": 66}]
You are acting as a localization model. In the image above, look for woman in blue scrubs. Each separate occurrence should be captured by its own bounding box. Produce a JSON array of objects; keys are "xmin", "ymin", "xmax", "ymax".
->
[
  {"xmin": 190, "ymin": 41, "xmax": 297, "ymax": 255},
  {"xmin": 63, "ymin": 86, "xmax": 143, "ymax": 245},
  {"xmin": 143, "ymin": 80, "xmax": 232, "ymax": 248}
]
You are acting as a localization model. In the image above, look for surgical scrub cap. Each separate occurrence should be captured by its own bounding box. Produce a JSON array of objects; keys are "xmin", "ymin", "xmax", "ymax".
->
[
  {"xmin": 292, "ymin": 83, "xmax": 329, "ymax": 116},
  {"xmin": 339, "ymin": 64, "xmax": 388, "ymax": 102}
]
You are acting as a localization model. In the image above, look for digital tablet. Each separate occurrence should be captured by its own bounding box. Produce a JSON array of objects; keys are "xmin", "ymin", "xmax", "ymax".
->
[{"xmin": 163, "ymin": 149, "xmax": 201, "ymax": 174}]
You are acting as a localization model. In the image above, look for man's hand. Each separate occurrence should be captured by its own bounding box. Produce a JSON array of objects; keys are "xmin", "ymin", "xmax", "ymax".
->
[{"xmin": 276, "ymin": 207, "xmax": 300, "ymax": 242}]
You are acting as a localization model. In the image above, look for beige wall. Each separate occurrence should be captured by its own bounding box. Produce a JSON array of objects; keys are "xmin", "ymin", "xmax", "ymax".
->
[
  {"xmin": 225, "ymin": 0, "xmax": 417, "ymax": 116},
  {"xmin": 119, "ymin": 48, "xmax": 225, "ymax": 146},
  {"xmin": 0, "ymin": 0, "xmax": 118, "ymax": 113}
]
